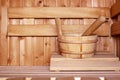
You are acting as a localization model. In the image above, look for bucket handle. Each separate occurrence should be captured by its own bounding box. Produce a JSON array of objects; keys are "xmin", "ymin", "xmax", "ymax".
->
[{"xmin": 55, "ymin": 18, "xmax": 63, "ymax": 38}]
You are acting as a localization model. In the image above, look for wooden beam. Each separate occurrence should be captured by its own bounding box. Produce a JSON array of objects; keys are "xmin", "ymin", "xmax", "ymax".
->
[
  {"xmin": 111, "ymin": 22, "xmax": 120, "ymax": 35},
  {"xmin": 8, "ymin": 7, "xmax": 110, "ymax": 18},
  {"xmin": 8, "ymin": 24, "xmax": 110, "ymax": 37},
  {"xmin": 111, "ymin": 1, "xmax": 120, "ymax": 18}
]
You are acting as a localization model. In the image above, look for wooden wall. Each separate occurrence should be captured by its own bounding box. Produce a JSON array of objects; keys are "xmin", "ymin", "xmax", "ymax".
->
[{"xmin": 0, "ymin": 0, "xmax": 116, "ymax": 66}]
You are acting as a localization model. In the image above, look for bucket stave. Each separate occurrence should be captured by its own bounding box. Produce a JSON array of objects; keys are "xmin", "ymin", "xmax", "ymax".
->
[{"xmin": 58, "ymin": 34, "xmax": 97, "ymax": 58}]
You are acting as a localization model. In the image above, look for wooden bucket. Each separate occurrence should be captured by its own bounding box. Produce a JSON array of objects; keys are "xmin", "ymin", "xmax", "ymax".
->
[{"xmin": 58, "ymin": 34, "xmax": 98, "ymax": 58}]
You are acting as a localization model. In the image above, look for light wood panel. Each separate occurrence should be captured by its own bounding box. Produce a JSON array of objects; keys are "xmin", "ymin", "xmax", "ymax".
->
[
  {"xmin": 51, "ymin": 53, "xmax": 119, "ymax": 61},
  {"xmin": 8, "ymin": 24, "xmax": 110, "ymax": 36},
  {"xmin": 9, "ymin": 36, "xmax": 20, "ymax": 65},
  {"xmin": 33, "ymin": 0, "xmax": 44, "ymax": 66},
  {"xmin": 8, "ymin": 7, "xmax": 110, "ymax": 18},
  {"xmin": 33, "ymin": 37, "xmax": 44, "ymax": 66},
  {"xmin": 4, "ymin": 0, "xmax": 117, "ymax": 66},
  {"xmin": 23, "ymin": 0, "xmax": 34, "ymax": 66},
  {"xmin": 43, "ymin": 0, "xmax": 56, "ymax": 66},
  {"xmin": 0, "ymin": 0, "xmax": 8, "ymax": 65},
  {"xmin": 8, "ymin": 0, "xmax": 22, "ymax": 66},
  {"xmin": 50, "ymin": 58, "xmax": 120, "ymax": 71}
]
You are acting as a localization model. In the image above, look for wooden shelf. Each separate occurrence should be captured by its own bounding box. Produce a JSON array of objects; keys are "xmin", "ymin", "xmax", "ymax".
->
[
  {"xmin": 0, "ymin": 66, "xmax": 120, "ymax": 78},
  {"xmin": 50, "ymin": 52, "xmax": 120, "ymax": 71}
]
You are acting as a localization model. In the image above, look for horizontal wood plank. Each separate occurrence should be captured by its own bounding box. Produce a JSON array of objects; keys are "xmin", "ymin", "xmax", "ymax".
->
[
  {"xmin": 50, "ymin": 53, "xmax": 120, "ymax": 71},
  {"xmin": 111, "ymin": 22, "xmax": 120, "ymax": 35},
  {"xmin": 8, "ymin": 7, "xmax": 110, "ymax": 18},
  {"xmin": 8, "ymin": 24, "xmax": 110, "ymax": 36},
  {"xmin": 51, "ymin": 52, "xmax": 119, "ymax": 61},
  {"xmin": 0, "ymin": 66, "xmax": 120, "ymax": 77},
  {"xmin": 111, "ymin": 1, "xmax": 120, "ymax": 18},
  {"xmin": 50, "ymin": 60, "xmax": 120, "ymax": 71}
]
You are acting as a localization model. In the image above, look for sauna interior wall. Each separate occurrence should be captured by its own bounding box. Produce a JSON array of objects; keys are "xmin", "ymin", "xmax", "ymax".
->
[{"xmin": 0, "ymin": 0, "xmax": 116, "ymax": 66}]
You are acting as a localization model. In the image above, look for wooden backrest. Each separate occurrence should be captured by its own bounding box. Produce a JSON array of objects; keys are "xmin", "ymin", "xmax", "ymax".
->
[{"xmin": 8, "ymin": 7, "xmax": 110, "ymax": 36}]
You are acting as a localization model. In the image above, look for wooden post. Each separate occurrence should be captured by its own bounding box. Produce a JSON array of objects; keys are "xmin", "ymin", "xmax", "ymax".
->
[
  {"xmin": 82, "ymin": 16, "xmax": 106, "ymax": 36},
  {"xmin": 0, "ymin": 0, "xmax": 8, "ymax": 65}
]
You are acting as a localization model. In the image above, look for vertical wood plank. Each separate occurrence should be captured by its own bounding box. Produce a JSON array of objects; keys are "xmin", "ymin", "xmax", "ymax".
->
[
  {"xmin": 23, "ymin": 19, "xmax": 34, "ymax": 66},
  {"xmin": 0, "ymin": 0, "xmax": 8, "ymax": 65},
  {"xmin": 23, "ymin": 0, "xmax": 34, "ymax": 66},
  {"xmin": 24, "ymin": 37, "xmax": 33, "ymax": 65},
  {"xmin": 8, "ymin": 0, "xmax": 22, "ymax": 66},
  {"xmin": 69, "ymin": 0, "xmax": 80, "ymax": 25},
  {"xmin": 33, "ymin": 37, "xmax": 44, "ymax": 66},
  {"xmin": 33, "ymin": 0, "xmax": 44, "ymax": 66},
  {"xmin": 43, "ymin": 0, "xmax": 56, "ymax": 66},
  {"xmin": 9, "ymin": 32, "xmax": 20, "ymax": 66},
  {"xmin": 20, "ymin": 37, "xmax": 25, "ymax": 66}
]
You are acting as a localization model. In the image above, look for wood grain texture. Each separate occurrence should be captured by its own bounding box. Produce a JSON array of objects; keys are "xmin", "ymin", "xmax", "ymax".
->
[
  {"xmin": 5, "ymin": 0, "xmax": 117, "ymax": 66},
  {"xmin": 24, "ymin": 37, "xmax": 33, "ymax": 65},
  {"xmin": 0, "ymin": 66, "xmax": 120, "ymax": 77},
  {"xmin": 82, "ymin": 16, "xmax": 106, "ymax": 36},
  {"xmin": 51, "ymin": 53, "xmax": 119, "ymax": 61},
  {"xmin": 111, "ymin": 22, "xmax": 120, "ymax": 35},
  {"xmin": 33, "ymin": 0, "xmax": 44, "ymax": 66},
  {"xmin": 0, "ymin": 0, "xmax": 8, "ymax": 65},
  {"xmin": 8, "ymin": 0, "xmax": 22, "ymax": 66},
  {"xmin": 111, "ymin": 0, "xmax": 120, "ymax": 18},
  {"xmin": 43, "ymin": 0, "xmax": 56, "ymax": 66},
  {"xmin": 23, "ymin": 0, "xmax": 34, "ymax": 66},
  {"xmin": 94, "ymin": 0, "xmax": 115, "ymax": 54},
  {"xmin": 33, "ymin": 37, "xmax": 44, "ymax": 66},
  {"xmin": 50, "ymin": 59, "xmax": 120, "ymax": 71},
  {"xmin": 9, "ymin": 37, "xmax": 20, "ymax": 65},
  {"xmin": 8, "ymin": 7, "xmax": 110, "ymax": 18},
  {"xmin": 8, "ymin": 24, "xmax": 110, "ymax": 36},
  {"xmin": 50, "ymin": 52, "xmax": 120, "ymax": 71},
  {"xmin": 55, "ymin": 18, "xmax": 62, "ymax": 37}
]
